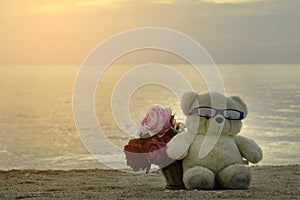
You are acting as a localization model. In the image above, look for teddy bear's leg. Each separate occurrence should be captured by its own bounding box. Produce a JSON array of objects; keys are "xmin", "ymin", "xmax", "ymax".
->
[
  {"xmin": 183, "ymin": 166, "xmax": 215, "ymax": 190},
  {"xmin": 217, "ymin": 164, "xmax": 252, "ymax": 189}
]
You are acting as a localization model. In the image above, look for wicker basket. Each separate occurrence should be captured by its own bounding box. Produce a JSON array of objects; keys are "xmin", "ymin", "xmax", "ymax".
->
[{"xmin": 160, "ymin": 160, "xmax": 185, "ymax": 190}]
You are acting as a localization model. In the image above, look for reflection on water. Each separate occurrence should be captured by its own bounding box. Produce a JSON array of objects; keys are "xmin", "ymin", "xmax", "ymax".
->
[{"xmin": 0, "ymin": 64, "xmax": 299, "ymax": 169}]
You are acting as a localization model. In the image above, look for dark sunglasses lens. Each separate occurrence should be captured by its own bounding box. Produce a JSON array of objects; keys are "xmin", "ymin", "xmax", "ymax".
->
[
  {"xmin": 223, "ymin": 110, "xmax": 243, "ymax": 120},
  {"xmin": 196, "ymin": 107, "xmax": 215, "ymax": 118}
]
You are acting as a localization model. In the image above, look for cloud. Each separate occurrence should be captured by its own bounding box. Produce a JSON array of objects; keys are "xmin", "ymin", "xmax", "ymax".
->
[{"xmin": 0, "ymin": 0, "xmax": 273, "ymax": 16}]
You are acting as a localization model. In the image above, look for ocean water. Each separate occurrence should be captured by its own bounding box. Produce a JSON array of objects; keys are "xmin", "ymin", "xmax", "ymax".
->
[{"xmin": 0, "ymin": 64, "xmax": 299, "ymax": 170}]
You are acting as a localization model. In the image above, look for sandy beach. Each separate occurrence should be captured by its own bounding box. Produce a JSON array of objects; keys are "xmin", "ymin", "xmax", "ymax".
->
[{"xmin": 0, "ymin": 165, "xmax": 299, "ymax": 199}]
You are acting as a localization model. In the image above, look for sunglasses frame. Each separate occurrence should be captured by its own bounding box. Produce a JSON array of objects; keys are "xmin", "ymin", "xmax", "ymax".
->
[{"xmin": 190, "ymin": 106, "xmax": 244, "ymax": 120}]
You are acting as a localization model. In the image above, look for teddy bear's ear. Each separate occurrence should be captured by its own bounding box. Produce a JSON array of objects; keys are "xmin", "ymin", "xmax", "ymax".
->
[
  {"xmin": 181, "ymin": 91, "xmax": 198, "ymax": 115},
  {"xmin": 231, "ymin": 96, "xmax": 248, "ymax": 118}
]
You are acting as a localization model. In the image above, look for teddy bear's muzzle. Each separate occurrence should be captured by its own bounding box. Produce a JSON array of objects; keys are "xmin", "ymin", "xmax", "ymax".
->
[{"xmin": 215, "ymin": 117, "xmax": 224, "ymax": 124}]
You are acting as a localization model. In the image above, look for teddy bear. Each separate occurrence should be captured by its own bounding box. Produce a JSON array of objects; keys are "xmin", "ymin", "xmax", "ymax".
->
[{"xmin": 166, "ymin": 91, "xmax": 263, "ymax": 190}]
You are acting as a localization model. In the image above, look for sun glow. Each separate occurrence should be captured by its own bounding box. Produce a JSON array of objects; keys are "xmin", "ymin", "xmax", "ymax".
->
[
  {"xmin": 150, "ymin": 0, "xmax": 175, "ymax": 4},
  {"xmin": 32, "ymin": 2, "xmax": 68, "ymax": 14},
  {"xmin": 30, "ymin": 0, "xmax": 123, "ymax": 14},
  {"xmin": 202, "ymin": 0, "xmax": 266, "ymax": 3}
]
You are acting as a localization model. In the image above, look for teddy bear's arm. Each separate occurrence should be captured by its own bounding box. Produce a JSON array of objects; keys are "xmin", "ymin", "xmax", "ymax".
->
[
  {"xmin": 235, "ymin": 135, "xmax": 263, "ymax": 164},
  {"xmin": 166, "ymin": 131, "xmax": 195, "ymax": 160}
]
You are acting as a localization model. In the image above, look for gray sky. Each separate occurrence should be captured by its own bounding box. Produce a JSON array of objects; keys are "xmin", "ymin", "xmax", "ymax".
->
[{"xmin": 0, "ymin": 0, "xmax": 299, "ymax": 64}]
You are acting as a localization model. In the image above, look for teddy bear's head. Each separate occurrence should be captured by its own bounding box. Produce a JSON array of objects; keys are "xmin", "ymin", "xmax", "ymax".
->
[{"xmin": 181, "ymin": 91, "xmax": 247, "ymax": 136}]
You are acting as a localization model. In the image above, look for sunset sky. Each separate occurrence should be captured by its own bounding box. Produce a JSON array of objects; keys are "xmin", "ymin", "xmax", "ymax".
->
[{"xmin": 0, "ymin": 0, "xmax": 299, "ymax": 64}]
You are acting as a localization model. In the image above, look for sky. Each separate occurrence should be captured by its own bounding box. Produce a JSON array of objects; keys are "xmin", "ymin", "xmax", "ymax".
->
[{"xmin": 0, "ymin": 0, "xmax": 299, "ymax": 65}]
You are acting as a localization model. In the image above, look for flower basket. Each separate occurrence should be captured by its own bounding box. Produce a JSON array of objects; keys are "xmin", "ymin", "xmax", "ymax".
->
[{"xmin": 123, "ymin": 105, "xmax": 185, "ymax": 190}]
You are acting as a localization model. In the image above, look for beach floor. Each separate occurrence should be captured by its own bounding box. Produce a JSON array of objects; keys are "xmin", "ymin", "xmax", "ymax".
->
[{"xmin": 0, "ymin": 165, "xmax": 299, "ymax": 199}]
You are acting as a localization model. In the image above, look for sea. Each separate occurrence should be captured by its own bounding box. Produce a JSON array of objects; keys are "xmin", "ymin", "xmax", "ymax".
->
[{"xmin": 0, "ymin": 64, "xmax": 299, "ymax": 170}]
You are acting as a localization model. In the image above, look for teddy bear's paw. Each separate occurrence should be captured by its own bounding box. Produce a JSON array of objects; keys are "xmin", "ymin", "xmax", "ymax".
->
[
  {"xmin": 249, "ymin": 150, "xmax": 263, "ymax": 164},
  {"xmin": 217, "ymin": 164, "xmax": 252, "ymax": 189},
  {"xmin": 231, "ymin": 173, "xmax": 249, "ymax": 189},
  {"xmin": 166, "ymin": 141, "xmax": 183, "ymax": 160},
  {"xmin": 189, "ymin": 176, "xmax": 211, "ymax": 190},
  {"xmin": 183, "ymin": 166, "xmax": 214, "ymax": 190},
  {"xmin": 167, "ymin": 132, "xmax": 194, "ymax": 160}
]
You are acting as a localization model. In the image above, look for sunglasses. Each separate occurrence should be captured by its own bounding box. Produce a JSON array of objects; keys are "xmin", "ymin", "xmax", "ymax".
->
[{"xmin": 190, "ymin": 106, "xmax": 244, "ymax": 120}]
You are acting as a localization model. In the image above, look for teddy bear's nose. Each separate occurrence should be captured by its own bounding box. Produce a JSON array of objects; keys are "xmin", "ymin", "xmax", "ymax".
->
[{"xmin": 215, "ymin": 117, "xmax": 224, "ymax": 124}]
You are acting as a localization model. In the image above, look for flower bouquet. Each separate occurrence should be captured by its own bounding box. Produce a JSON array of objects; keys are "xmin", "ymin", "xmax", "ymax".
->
[{"xmin": 123, "ymin": 105, "xmax": 185, "ymax": 190}]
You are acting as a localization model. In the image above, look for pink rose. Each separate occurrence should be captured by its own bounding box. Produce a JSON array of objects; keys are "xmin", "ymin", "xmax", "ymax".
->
[{"xmin": 141, "ymin": 105, "xmax": 172, "ymax": 137}]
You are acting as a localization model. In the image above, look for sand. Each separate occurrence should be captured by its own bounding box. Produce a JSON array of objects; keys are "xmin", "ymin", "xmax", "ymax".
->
[{"xmin": 0, "ymin": 165, "xmax": 299, "ymax": 199}]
